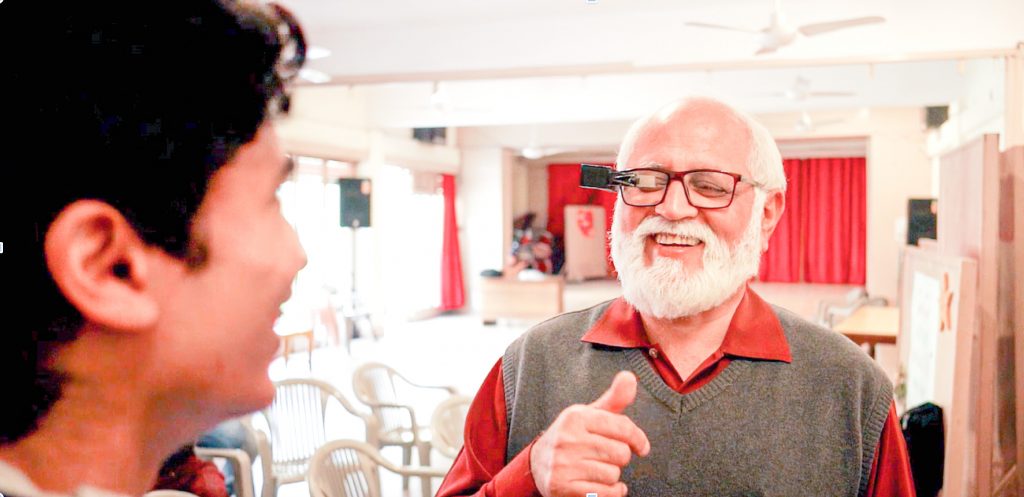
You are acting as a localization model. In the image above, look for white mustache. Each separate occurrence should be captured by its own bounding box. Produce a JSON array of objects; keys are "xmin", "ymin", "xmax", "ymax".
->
[{"xmin": 632, "ymin": 217, "xmax": 717, "ymax": 244}]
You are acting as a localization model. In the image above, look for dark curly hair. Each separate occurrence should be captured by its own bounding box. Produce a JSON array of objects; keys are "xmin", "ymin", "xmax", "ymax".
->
[{"xmin": 0, "ymin": 0, "xmax": 306, "ymax": 444}]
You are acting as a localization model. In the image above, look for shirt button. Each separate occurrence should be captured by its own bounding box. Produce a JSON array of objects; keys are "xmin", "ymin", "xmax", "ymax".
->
[{"xmin": 649, "ymin": 347, "xmax": 658, "ymax": 358}]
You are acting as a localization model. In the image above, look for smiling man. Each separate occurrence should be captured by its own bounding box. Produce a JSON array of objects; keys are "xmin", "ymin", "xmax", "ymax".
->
[
  {"xmin": 0, "ymin": 1, "xmax": 307, "ymax": 495},
  {"xmin": 437, "ymin": 97, "xmax": 914, "ymax": 497}
]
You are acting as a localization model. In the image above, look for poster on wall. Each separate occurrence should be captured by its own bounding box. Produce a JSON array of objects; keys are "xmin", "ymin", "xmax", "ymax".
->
[{"xmin": 563, "ymin": 204, "xmax": 608, "ymax": 282}]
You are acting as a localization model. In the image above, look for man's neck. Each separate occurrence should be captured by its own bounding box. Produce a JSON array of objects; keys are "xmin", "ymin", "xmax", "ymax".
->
[
  {"xmin": 0, "ymin": 332, "xmax": 209, "ymax": 497},
  {"xmin": 640, "ymin": 286, "xmax": 746, "ymax": 380},
  {"xmin": 0, "ymin": 391, "xmax": 168, "ymax": 496}
]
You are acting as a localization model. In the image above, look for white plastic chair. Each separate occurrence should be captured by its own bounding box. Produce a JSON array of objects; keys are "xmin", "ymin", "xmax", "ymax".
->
[
  {"xmin": 430, "ymin": 395, "xmax": 472, "ymax": 459},
  {"xmin": 307, "ymin": 440, "xmax": 449, "ymax": 497},
  {"xmin": 351, "ymin": 362, "xmax": 457, "ymax": 494},
  {"xmin": 816, "ymin": 288, "xmax": 887, "ymax": 328},
  {"xmin": 195, "ymin": 447, "xmax": 256, "ymax": 497},
  {"xmin": 256, "ymin": 378, "xmax": 377, "ymax": 497}
]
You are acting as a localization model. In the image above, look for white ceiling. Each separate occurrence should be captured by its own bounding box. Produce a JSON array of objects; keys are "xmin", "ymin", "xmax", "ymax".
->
[{"xmin": 277, "ymin": 0, "xmax": 1024, "ymax": 128}]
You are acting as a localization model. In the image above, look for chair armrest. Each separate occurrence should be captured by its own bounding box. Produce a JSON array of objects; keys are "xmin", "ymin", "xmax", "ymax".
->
[
  {"xmin": 317, "ymin": 380, "xmax": 374, "ymax": 419},
  {"xmin": 195, "ymin": 448, "xmax": 255, "ymax": 497},
  {"xmin": 363, "ymin": 401, "xmax": 420, "ymax": 429},
  {"xmin": 245, "ymin": 414, "xmax": 275, "ymax": 497},
  {"xmin": 394, "ymin": 372, "xmax": 459, "ymax": 395},
  {"xmin": 312, "ymin": 440, "xmax": 449, "ymax": 480}
]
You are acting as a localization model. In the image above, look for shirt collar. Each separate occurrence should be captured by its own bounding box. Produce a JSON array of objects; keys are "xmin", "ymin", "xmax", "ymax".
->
[{"xmin": 581, "ymin": 285, "xmax": 792, "ymax": 363}]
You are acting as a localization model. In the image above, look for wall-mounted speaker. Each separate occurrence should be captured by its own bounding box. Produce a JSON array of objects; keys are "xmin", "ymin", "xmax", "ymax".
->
[
  {"xmin": 339, "ymin": 178, "xmax": 371, "ymax": 228},
  {"xmin": 925, "ymin": 106, "xmax": 949, "ymax": 129}
]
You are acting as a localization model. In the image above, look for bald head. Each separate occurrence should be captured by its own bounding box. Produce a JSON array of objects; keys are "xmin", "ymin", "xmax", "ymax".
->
[{"xmin": 617, "ymin": 97, "xmax": 786, "ymax": 192}]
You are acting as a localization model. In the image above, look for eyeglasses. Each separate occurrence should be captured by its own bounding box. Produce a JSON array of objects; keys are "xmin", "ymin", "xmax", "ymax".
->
[{"xmin": 616, "ymin": 168, "xmax": 761, "ymax": 209}]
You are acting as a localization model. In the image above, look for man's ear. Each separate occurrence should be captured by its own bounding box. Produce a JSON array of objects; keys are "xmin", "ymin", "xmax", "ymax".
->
[
  {"xmin": 44, "ymin": 200, "xmax": 159, "ymax": 332},
  {"xmin": 760, "ymin": 190, "xmax": 786, "ymax": 253}
]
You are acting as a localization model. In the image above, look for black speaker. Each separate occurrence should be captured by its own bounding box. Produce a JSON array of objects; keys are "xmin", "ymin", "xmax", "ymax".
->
[
  {"xmin": 907, "ymin": 198, "xmax": 937, "ymax": 245},
  {"xmin": 925, "ymin": 106, "xmax": 949, "ymax": 129},
  {"xmin": 339, "ymin": 178, "xmax": 371, "ymax": 228}
]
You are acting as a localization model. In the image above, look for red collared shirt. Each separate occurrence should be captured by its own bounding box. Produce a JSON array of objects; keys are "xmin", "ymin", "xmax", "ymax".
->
[{"xmin": 437, "ymin": 287, "xmax": 915, "ymax": 497}]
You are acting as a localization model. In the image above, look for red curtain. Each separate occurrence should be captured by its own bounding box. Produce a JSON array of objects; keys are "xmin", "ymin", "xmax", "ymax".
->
[
  {"xmin": 439, "ymin": 174, "xmax": 465, "ymax": 311},
  {"xmin": 803, "ymin": 157, "xmax": 866, "ymax": 284},
  {"xmin": 759, "ymin": 157, "xmax": 866, "ymax": 285},
  {"xmin": 759, "ymin": 159, "xmax": 806, "ymax": 282},
  {"xmin": 547, "ymin": 163, "xmax": 617, "ymax": 275}
]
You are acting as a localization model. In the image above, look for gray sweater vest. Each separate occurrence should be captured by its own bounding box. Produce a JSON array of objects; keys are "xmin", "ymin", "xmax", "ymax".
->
[{"xmin": 502, "ymin": 300, "xmax": 892, "ymax": 497}]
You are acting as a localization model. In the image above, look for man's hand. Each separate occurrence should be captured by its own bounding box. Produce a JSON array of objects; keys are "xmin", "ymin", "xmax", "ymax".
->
[{"xmin": 530, "ymin": 371, "xmax": 651, "ymax": 497}]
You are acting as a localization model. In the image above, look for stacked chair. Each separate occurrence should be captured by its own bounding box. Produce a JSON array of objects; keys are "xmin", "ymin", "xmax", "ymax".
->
[
  {"xmin": 236, "ymin": 364, "xmax": 462, "ymax": 497},
  {"xmin": 254, "ymin": 379, "xmax": 376, "ymax": 497},
  {"xmin": 816, "ymin": 287, "xmax": 889, "ymax": 328},
  {"xmin": 351, "ymin": 362, "xmax": 459, "ymax": 497},
  {"xmin": 429, "ymin": 395, "xmax": 472, "ymax": 460},
  {"xmin": 307, "ymin": 440, "xmax": 449, "ymax": 497}
]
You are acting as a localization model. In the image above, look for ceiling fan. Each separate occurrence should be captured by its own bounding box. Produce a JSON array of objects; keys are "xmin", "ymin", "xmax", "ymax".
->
[
  {"xmin": 794, "ymin": 110, "xmax": 845, "ymax": 133},
  {"xmin": 685, "ymin": 0, "xmax": 885, "ymax": 55},
  {"xmin": 412, "ymin": 81, "xmax": 492, "ymax": 114},
  {"xmin": 765, "ymin": 76, "xmax": 856, "ymax": 101}
]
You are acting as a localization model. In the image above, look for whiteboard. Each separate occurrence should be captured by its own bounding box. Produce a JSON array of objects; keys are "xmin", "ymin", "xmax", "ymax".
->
[{"xmin": 898, "ymin": 245, "xmax": 977, "ymax": 496}]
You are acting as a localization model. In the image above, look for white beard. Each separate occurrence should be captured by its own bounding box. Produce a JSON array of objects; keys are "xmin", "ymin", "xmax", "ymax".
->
[{"xmin": 610, "ymin": 200, "xmax": 764, "ymax": 319}]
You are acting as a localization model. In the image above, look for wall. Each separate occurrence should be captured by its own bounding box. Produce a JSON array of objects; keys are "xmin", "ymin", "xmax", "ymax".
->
[
  {"xmin": 459, "ymin": 147, "xmax": 514, "ymax": 310},
  {"xmin": 279, "ymin": 86, "xmax": 461, "ymax": 172}
]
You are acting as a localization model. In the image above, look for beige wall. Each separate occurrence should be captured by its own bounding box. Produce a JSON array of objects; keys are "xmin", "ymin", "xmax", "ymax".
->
[
  {"xmin": 459, "ymin": 147, "xmax": 515, "ymax": 310},
  {"xmin": 280, "ymin": 86, "xmax": 460, "ymax": 172}
]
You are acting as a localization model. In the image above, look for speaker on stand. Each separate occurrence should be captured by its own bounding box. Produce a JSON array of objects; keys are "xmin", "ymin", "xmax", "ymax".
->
[{"xmin": 339, "ymin": 178, "xmax": 376, "ymax": 344}]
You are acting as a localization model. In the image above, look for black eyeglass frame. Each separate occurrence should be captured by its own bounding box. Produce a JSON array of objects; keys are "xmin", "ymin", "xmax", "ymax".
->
[{"xmin": 615, "ymin": 167, "xmax": 762, "ymax": 209}]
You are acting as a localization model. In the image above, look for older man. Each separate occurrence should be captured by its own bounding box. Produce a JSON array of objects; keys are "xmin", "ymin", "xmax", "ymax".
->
[
  {"xmin": 437, "ymin": 98, "xmax": 914, "ymax": 497},
  {"xmin": 0, "ymin": 1, "xmax": 307, "ymax": 495}
]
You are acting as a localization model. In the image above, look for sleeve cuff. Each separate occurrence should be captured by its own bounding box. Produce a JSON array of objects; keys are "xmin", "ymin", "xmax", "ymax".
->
[{"xmin": 487, "ymin": 439, "xmax": 541, "ymax": 497}]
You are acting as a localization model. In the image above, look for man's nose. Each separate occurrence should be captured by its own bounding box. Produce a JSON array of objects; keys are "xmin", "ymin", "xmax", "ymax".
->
[{"xmin": 654, "ymin": 180, "xmax": 699, "ymax": 220}]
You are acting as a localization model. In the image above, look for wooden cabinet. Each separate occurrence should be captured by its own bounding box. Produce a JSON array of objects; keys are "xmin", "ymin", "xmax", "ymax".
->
[{"xmin": 480, "ymin": 276, "xmax": 564, "ymax": 324}]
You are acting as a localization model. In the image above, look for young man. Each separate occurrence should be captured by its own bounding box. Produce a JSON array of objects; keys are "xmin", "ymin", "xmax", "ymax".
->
[
  {"xmin": 0, "ymin": 1, "xmax": 307, "ymax": 495},
  {"xmin": 437, "ymin": 97, "xmax": 915, "ymax": 497}
]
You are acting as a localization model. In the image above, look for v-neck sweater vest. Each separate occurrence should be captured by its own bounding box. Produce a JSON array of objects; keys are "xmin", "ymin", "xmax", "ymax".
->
[{"xmin": 503, "ymin": 300, "xmax": 891, "ymax": 497}]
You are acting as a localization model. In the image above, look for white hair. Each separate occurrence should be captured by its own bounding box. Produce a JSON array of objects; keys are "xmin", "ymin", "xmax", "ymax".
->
[{"xmin": 615, "ymin": 97, "xmax": 786, "ymax": 192}]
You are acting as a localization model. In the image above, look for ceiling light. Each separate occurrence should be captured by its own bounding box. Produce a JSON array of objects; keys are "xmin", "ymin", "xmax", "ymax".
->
[
  {"xmin": 307, "ymin": 46, "xmax": 332, "ymax": 60},
  {"xmin": 299, "ymin": 68, "xmax": 331, "ymax": 84},
  {"xmin": 521, "ymin": 147, "xmax": 544, "ymax": 160}
]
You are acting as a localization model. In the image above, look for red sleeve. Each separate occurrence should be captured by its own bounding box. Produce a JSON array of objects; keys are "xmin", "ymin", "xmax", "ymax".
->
[
  {"xmin": 189, "ymin": 458, "xmax": 229, "ymax": 497},
  {"xmin": 436, "ymin": 358, "xmax": 541, "ymax": 497},
  {"xmin": 863, "ymin": 402, "xmax": 917, "ymax": 497}
]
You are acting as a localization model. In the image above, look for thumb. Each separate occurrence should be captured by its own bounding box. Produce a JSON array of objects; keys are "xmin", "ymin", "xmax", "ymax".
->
[{"xmin": 589, "ymin": 371, "xmax": 638, "ymax": 414}]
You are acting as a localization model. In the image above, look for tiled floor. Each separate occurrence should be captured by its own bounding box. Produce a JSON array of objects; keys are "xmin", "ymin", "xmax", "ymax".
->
[{"xmin": 265, "ymin": 279, "xmax": 898, "ymax": 497}]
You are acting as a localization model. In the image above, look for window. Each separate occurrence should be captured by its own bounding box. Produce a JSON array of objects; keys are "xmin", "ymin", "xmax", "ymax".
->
[{"xmin": 277, "ymin": 158, "xmax": 445, "ymax": 323}]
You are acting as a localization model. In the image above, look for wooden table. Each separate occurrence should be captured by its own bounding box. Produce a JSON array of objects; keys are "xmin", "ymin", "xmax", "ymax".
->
[
  {"xmin": 276, "ymin": 314, "xmax": 315, "ymax": 368},
  {"xmin": 480, "ymin": 276, "xmax": 564, "ymax": 325},
  {"xmin": 833, "ymin": 306, "xmax": 900, "ymax": 358},
  {"xmin": 280, "ymin": 329, "xmax": 314, "ymax": 368}
]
